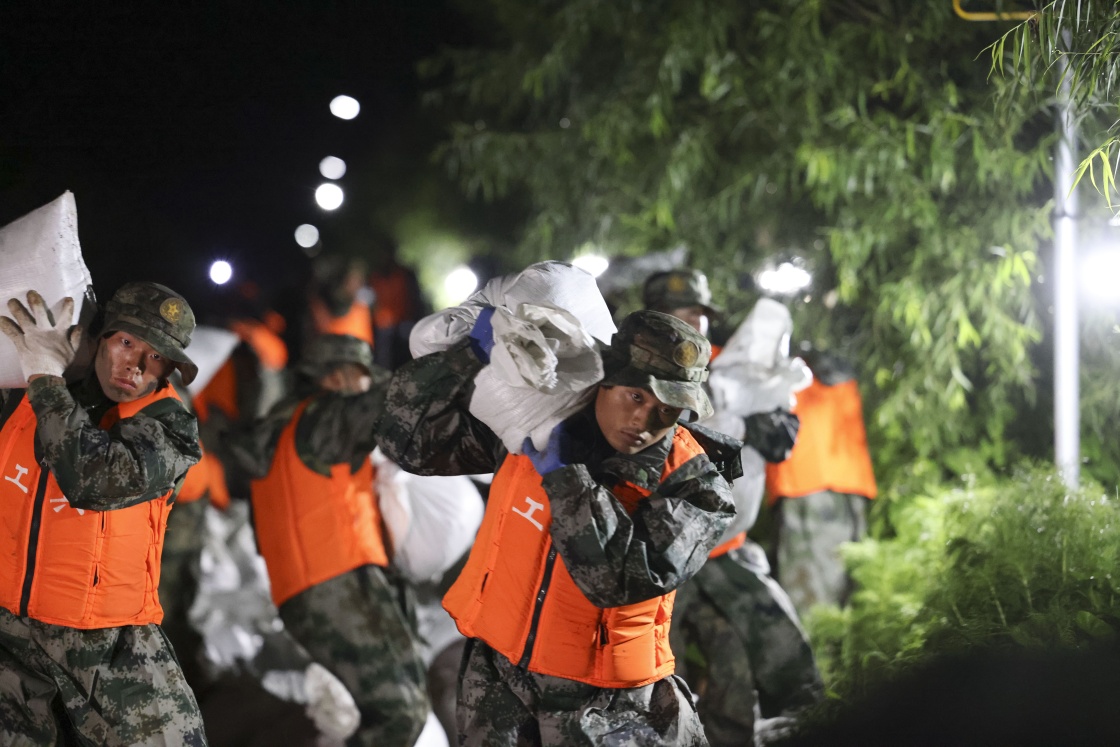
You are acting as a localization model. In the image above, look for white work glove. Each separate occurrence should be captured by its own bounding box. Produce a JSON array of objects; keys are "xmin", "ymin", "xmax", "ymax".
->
[
  {"xmin": 304, "ymin": 662, "xmax": 361, "ymax": 742},
  {"xmin": 0, "ymin": 291, "xmax": 82, "ymax": 380}
]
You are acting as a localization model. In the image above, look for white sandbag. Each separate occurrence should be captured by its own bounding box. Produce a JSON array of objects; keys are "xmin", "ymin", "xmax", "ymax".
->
[
  {"xmin": 0, "ymin": 192, "xmax": 97, "ymax": 387},
  {"xmin": 184, "ymin": 325, "xmax": 242, "ymax": 395},
  {"xmin": 410, "ymin": 260, "xmax": 616, "ymax": 358},
  {"xmin": 702, "ymin": 298, "xmax": 812, "ymax": 537},
  {"xmin": 708, "ymin": 298, "xmax": 812, "ymax": 417},
  {"xmin": 374, "ymin": 450, "xmax": 484, "ymax": 583},
  {"xmin": 470, "ymin": 302, "xmax": 603, "ymax": 453},
  {"xmin": 414, "ymin": 711, "xmax": 451, "ymax": 747}
]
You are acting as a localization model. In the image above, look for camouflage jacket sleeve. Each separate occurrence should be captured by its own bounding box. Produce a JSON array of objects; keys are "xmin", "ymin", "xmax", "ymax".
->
[
  {"xmin": 375, "ymin": 341, "xmax": 504, "ymax": 476},
  {"xmin": 295, "ymin": 383, "xmax": 390, "ymax": 473},
  {"xmin": 27, "ymin": 376, "xmax": 202, "ymax": 511},
  {"xmin": 542, "ymin": 432, "xmax": 735, "ymax": 608}
]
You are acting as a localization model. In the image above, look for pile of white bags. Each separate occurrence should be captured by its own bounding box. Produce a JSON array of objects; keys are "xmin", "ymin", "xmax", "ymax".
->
[
  {"xmin": 410, "ymin": 261, "xmax": 617, "ymax": 453},
  {"xmin": 703, "ymin": 298, "xmax": 813, "ymax": 536},
  {"xmin": 0, "ymin": 192, "xmax": 97, "ymax": 387}
]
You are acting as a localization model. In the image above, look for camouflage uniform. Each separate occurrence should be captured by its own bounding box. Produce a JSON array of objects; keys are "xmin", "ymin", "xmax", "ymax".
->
[
  {"xmin": 769, "ymin": 354, "xmax": 875, "ymax": 618},
  {"xmin": 229, "ymin": 334, "xmax": 429, "ymax": 747},
  {"xmin": 669, "ymin": 544, "xmax": 823, "ymax": 746},
  {"xmin": 158, "ymin": 490, "xmax": 209, "ymax": 687},
  {"xmin": 376, "ymin": 310, "xmax": 737, "ymax": 747},
  {"xmin": 774, "ymin": 490, "xmax": 868, "ymax": 615},
  {"xmin": 646, "ymin": 270, "xmax": 823, "ymax": 745},
  {"xmin": 0, "ymin": 282, "xmax": 206, "ymax": 745}
]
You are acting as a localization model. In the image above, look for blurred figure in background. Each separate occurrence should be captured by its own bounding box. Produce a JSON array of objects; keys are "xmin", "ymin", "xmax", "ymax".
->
[
  {"xmin": 765, "ymin": 349, "xmax": 877, "ymax": 619},
  {"xmin": 230, "ymin": 333, "xmax": 429, "ymax": 747},
  {"xmin": 308, "ymin": 254, "xmax": 375, "ymax": 346},
  {"xmin": 367, "ymin": 231, "xmax": 428, "ymax": 371}
]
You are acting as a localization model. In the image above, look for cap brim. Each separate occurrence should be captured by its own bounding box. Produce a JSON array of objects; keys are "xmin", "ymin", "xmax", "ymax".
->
[
  {"xmin": 105, "ymin": 320, "xmax": 199, "ymax": 386},
  {"xmin": 600, "ymin": 365, "xmax": 713, "ymax": 422}
]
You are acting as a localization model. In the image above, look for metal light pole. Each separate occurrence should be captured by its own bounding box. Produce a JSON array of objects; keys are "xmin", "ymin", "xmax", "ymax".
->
[{"xmin": 1053, "ymin": 35, "xmax": 1080, "ymax": 488}]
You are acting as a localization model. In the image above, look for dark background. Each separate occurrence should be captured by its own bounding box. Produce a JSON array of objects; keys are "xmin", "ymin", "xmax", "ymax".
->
[{"xmin": 1, "ymin": 1, "xmax": 481, "ymax": 312}]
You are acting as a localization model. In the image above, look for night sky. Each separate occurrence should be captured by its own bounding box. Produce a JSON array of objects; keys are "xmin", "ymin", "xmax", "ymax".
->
[{"xmin": 1, "ymin": 1, "xmax": 472, "ymax": 312}]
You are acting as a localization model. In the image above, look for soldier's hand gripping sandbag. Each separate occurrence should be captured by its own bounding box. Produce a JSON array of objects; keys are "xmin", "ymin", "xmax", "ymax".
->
[
  {"xmin": 521, "ymin": 421, "xmax": 574, "ymax": 475},
  {"xmin": 0, "ymin": 290, "xmax": 83, "ymax": 380}
]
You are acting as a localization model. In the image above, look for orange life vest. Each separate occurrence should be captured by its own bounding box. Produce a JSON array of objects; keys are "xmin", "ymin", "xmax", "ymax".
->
[
  {"xmin": 0, "ymin": 386, "xmax": 184, "ymax": 629},
  {"xmin": 444, "ymin": 427, "xmax": 706, "ymax": 688},
  {"xmin": 369, "ymin": 267, "xmax": 417, "ymax": 330},
  {"xmin": 177, "ymin": 447, "xmax": 231, "ymax": 510},
  {"xmin": 249, "ymin": 400, "xmax": 388, "ymax": 607},
  {"xmin": 228, "ymin": 318, "xmax": 289, "ymax": 371},
  {"xmin": 765, "ymin": 378, "xmax": 878, "ymax": 503},
  {"xmin": 193, "ymin": 358, "xmax": 239, "ymax": 424},
  {"xmin": 310, "ymin": 299, "xmax": 374, "ymax": 345}
]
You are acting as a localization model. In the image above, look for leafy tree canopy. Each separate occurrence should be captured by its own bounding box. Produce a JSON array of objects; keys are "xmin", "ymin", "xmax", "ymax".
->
[{"xmin": 423, "ymin": 0, "xmax": 1120, "ymax": 490}]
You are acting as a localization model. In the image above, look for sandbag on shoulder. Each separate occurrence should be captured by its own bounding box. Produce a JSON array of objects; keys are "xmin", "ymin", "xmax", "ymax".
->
[{"xmin": 0, "ymin": 192, "xmax": 97, "ymax": 388}]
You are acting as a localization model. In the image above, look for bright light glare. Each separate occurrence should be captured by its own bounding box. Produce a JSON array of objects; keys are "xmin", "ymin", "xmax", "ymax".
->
[
  {"xmin": 315, "ymin": 183, "xmax": 344, "ymax": 210},
  {"xmin": 319, "ymin": 156, "xmax": 347, "ymax": 180},
  {"xmin": 209, "ymin": 260, "xmax": 233, "ymax": 285},
  {"xmin": 444, "ymin": 266, "xmax": 479, "ymax": 304},
  {"xmin": 1082, "ymin": 250, "xmax": 1120, "ymax": 303},
  {"xmin": 294, "ymin": 224, "xmax": 320, "ymax": 248},
  {"xmin": 757, "ymin": 262, "xmax": 812, "ymax": 295},
  {"xmin": 572, "ymin": 254, "xmax": 610, "ymax": 278},
  {"xmin": 330, "ymin": 95, "xmax": 360, "ymax": 120}
]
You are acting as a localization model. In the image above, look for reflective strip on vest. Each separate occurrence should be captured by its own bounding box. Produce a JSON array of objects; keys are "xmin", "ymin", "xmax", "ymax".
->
[
  {"xmin": 443, "ymin": 427, "xmax": 706, "ymax": 688},
  {"xmin": 0, "ymin": 386, "xmax": 181, "ymax": 628},
  {"xmin": 250, "ymin": 400, "xmax": 387, "ymax": 607},
  {"xmin": 765, "ymin": 379, "xmax": 878, "ymax": 502}
]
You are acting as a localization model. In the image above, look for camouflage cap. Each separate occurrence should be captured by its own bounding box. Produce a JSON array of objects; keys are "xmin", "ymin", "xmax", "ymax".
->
[
  {"xmin": 642, "ymin": 269, "xmax": 722, "ymax": 317},
  {"xmin": 102, "ymin": 281, "xmax": 198, "ymax": 385},
  {"xmin": 298, "ymin": 333, "xmax": 375, "ymax": 379},
  {"xmin": 600, "ymin": 310, "xmax": 713, "ymax": 421}
]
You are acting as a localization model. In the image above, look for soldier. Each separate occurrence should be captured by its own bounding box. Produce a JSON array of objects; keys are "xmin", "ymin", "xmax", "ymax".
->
[
  {"xmin": 228, "ymin": 333, "xmax": 428, "ymax": 747},
  {"xmin": 377, "ymin": 308, "xmax": 737, "ymax": 746},
  {"xmin": 643, "ymin": 269, "xmax": 823, "ymax": 746},
  {"xmin": 0, "ymin": 283, "xmax": 206, "ymax": 745}
]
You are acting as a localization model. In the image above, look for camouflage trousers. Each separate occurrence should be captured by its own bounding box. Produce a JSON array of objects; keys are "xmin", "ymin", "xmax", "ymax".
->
[
  {"xmin": 278, "ymin": 564, "xmax": 429, "ymax": 747},
  {"xmin": 0, "ymin": 607, "xmax": 207, "ymax": 747},
  {"xmin": 457, "ymin": 638, "xmax": 707, "ymax": 747},
  {"xmin": 775, "ymin": 491, "xmax": 869, "ymax": 619},
  {"xmin": 669, "ymin": 540, "xmax": 823, "ymax": 747},
  {"xmin": 158, "ymin": 497, "xmax": 209, "ymax": 688}
]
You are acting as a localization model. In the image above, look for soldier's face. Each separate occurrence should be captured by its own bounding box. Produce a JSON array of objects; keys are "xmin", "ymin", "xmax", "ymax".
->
[
  {"xmin": 667, "ymin": 306, "xmax": 709, "ymax": 337},
  {"xmin": 595, "ymin": 385, "xmax": 682, "ymax": 455},
  {"xmin": 94, "ymin": 332, "xmax": 174, "ymax": 403},
  {"xmin": 320, "ymin": 363, "xmax": 372, "ymax": 395}
]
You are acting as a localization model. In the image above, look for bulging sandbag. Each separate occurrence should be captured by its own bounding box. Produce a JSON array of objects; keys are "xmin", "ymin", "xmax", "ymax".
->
[
  {"xmin": 0, "ymin": 192, "xmax": 97, "ymax": 387},
  {"xmin": 470, "ymin": 302, "xmax": 603, "ymax": 453},
  {"xmin": 374, "ymin": 449, "xmax": 485, "ymax": 583},
  {"xmin": 411, "ymin": 261, "xmax": 616, "ymax": 454},
  {"xmin": 708, "ymin": 298, "xmax": 812, "ymax": 417},
  {"xmin": 703, "ymin": 298, "xmax": 812, "ymax": 538},
  {"xmin": 410, "ymin": 260, "xmax": 616, "ymax": 358}
]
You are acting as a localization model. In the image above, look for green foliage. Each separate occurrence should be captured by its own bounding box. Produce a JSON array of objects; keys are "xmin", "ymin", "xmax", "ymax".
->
[
  {"xmin": 990, "ymin": 1, "xmax": 1120, "ymax": 201},
  {"xmin": 424, "ymin": 0, "xmax": 1062, "ymax": 485},
  {"xmin": 808, "ymin": 464, "xmax": 1120, "ymax": 701}
]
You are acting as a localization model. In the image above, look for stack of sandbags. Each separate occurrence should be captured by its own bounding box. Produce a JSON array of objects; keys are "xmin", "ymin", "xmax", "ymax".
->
[{"xmin": 0, "ymin": 192, "xmax": 97, "ymax": 387}]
